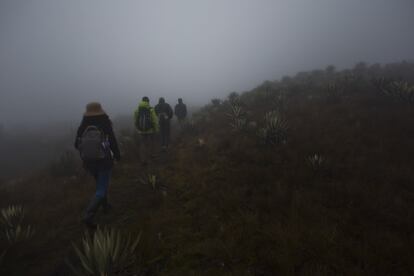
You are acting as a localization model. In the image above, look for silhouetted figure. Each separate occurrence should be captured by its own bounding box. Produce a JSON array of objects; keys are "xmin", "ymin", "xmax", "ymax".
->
[
  {"xmin": 134, "ymin": 97, "xmax": 159, "ymax": 165},
  {"xmin": 174, "ymin": 98, "xmax": 187, "ymax": 124},
  {"xmin": 74, "ymin": 102, "xmax": 121, "ymax": 229},
  {"xmin": 155, "ymin": 97, "xmax": 173, "ymax": 150}
]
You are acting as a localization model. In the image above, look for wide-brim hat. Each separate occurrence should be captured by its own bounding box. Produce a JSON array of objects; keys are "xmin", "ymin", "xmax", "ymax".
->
[{"xmin": 84, "ymin": 102, "xmax": 106, "ymax": 116}]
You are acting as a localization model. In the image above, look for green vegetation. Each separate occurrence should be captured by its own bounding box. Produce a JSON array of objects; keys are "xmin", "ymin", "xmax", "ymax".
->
[
  {"xmin": 258, "ymin": 110, "xmax": 288, "ymax": 145},
  {"xmin": 1, "ymin": 205, "xmax": 35, "ymax": 244},
  {"xmin": 0, "ymin": 205, "xmax": 35, "ymax": 268},
  {"xmin": 1, "ymin": 61, "xmax": 414, "ymax": 275},
  {"xmin": 67, "ymin": 228, "xmax": 141, "ymax": 275}
]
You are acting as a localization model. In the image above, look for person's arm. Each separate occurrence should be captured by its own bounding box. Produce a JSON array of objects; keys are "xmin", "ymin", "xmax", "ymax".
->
[
  {"xmin": 154, "ymin": 104, "xmax": 160, "ymax": 116},
  {"xmin": 133, "ymin": 107, "xmax": 139, "ymax": 129},
  {"xmin": 151, "ymin": 108, "xmax": 159, "ymax": 132},
  {"xmin": 183, "ymin": 104, "xmax": 187, "ymax": 117},
  {"xmin": 167, "ymin": 104, "xmax": 173, "ymax": 119},
  {"xmin": 106, "ymin": 120, "xmax": 121, "ymax": 161},
  {"xmin": 108, "ymin": 131, "xmax": 121, "ymax": 161},
  {"xmin": 74, "ymin": 119, "xmax": 85, "ymax": 149}
]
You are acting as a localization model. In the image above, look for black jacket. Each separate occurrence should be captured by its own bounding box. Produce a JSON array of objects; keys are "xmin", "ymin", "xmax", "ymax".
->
[
  {"xmin": 174, "ymin": 103, "xmax": 187, "ymax": 119},
  {"xmin": 74, "ymin": 114, "xmax": 121, "ymax": 171},
  {"xmin": 155, "ymin": 103, "xmax": 173, "ymax": 120}
]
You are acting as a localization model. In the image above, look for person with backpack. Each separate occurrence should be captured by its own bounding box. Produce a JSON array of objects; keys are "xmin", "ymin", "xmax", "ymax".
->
[
  {"xmin": 154, "ymin": 97, "xmax": 173, "ymax": 150},
  {"xmin": 174, "ymin": 98, "xmax": 187, "ymax": 124},
  {"xmin": 134, "ymin": 96, "xmax": 159, "ymax": 165},
  {"xmin": 74, "ymin": 102, "xmax": 121, "ymax": 229}
]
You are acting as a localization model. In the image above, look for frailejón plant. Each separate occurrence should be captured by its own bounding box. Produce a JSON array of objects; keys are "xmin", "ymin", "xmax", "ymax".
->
[
  {"xmin": 258, "ymin": 111, "xmax": 288, "ymax": 145},
  {"xmin": 67, "ymin": 228, "xmax": 141, "ymax": 276}
]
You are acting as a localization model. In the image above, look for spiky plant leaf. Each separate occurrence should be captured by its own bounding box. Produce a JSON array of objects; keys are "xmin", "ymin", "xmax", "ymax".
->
[
  {"xmin": 307, "ymin": 154, "xmax": 325, "ymax": 170},
  {"xmin": 259, "ymin": 111, "xmax": 288, "ymax": 145},
  {"xmin": 68, "ymin": 228, "xmax": 141, "ymax": 276},
  {"xmin": 0, "ymin": 205, "xmax": 25, "ymax": 228}
]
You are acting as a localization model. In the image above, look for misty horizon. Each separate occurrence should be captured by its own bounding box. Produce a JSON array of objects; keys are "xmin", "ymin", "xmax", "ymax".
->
[{"xmin": 1, "ymin": 0, "xmax": 413, "ymax": 126}]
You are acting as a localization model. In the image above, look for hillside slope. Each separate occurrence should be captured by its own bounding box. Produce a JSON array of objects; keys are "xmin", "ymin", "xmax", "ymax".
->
[{"xmin": 1, "ymin": 62, "xmax": 414, "ymax": 275}]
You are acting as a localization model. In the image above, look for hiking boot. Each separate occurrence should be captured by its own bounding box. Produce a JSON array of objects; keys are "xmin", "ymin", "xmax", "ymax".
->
[
  {"xmin": 102, "ymin": 197, "xmax": 112, "ymax": 215},
  {"xmin": 103, "ymin": 203, "xmax": 112, "ymax": 214},
  {"xmin": 82, "ymin": 219, "xmax": 97, "ymax": 230},
  {"xmin": 83, "ymin": 196, "xmax": 103, "ymax": 228}
]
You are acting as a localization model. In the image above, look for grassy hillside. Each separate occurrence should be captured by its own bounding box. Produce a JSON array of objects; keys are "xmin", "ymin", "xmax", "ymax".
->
[{"xmin": 1, "ymin": 61, "xmax": 414, "ymax": 275}]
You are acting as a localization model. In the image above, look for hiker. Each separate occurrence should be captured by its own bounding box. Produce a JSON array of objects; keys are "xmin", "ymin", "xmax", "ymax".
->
[
  {"xmin": 174, "ymin": 98, "xmax": 187, "ymax": 123},
  {"xmin": 134, "ymin": 96, "xmax": 159, "ymax": 165},
  {"xmin": 154, "ymin": 97, "xmax": 173, "ymax": 150},
  {"xmin": 74, "ymin": 102, "xmax": 121, "ymax": 228}
]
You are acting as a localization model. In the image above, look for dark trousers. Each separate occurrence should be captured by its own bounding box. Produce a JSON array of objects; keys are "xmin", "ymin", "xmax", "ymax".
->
[
  {"xmin": 160, "ymin": 120, "xmax": 170, "ymax": 147},
  {"xmin": 139, "ymin": 133, "xmax": 154, "ymax": 163}
]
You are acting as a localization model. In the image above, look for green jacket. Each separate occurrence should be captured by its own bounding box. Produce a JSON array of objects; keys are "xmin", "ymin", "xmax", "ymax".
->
[{"xmin": 134, "ymin": 101, "xmax": 159, "ymax": 134}]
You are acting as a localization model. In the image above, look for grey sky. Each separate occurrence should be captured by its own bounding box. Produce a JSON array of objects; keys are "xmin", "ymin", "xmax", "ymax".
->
[{"xmin": 0, "ymin": 0, "xmax": 413, "ymax": 125}]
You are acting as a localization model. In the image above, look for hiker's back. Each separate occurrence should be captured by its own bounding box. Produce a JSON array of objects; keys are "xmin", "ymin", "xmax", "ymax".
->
[
  {"xmin": 76, "ymin": 114, "xmax": 113, "ymax": 163},
  {"xmin": 134, "ymin": 98, "xmax": 158, "ymax": 134},
  {"xmin": 155, "ymin": 102, "xmax": 173, "ymax": 125},
  {"xmin": 79, "ymin": 126, "xmax": 107, "ymax": 161},
  {"xmin": 136, "ymin": 106, "xmax": 153, "ymax": 131},
  {"xmin": 175, "ymin": 103, "xmax": 187, "ymax": 119}
]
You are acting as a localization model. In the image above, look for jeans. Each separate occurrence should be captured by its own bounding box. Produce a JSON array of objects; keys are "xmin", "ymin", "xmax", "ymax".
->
[{"xmin": 93, "ymin": 170, "xmax": 111, "ymax": 199}]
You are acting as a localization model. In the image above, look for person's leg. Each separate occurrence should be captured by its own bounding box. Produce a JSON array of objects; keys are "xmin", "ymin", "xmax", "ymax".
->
[
  {"xmin": 165, "ymin": 121, "xmax": 171, "ymax": 148},
  {"xmin": 95, "ymin": 170, "xmax": 111, "ymax": 198},
  {"xmin": 160, "ymin": 123, "xmax": 166, "ymax": 149},
  {"xmin": 149, "ymin": 134, "xmax": 155, "ymax": 158},
  {"xmin": 83, "ymin": 170, "xmax": 111, "ymax": 226},
  {"xmin": 178, "ymin": 117, "xmax": 185, "ymax": 130},
  {"xmin": 140, "ymin": 134, "xmax": 150, "ymax": 164},
  {"xmin": 159, "ymin": 123, "xmax": 164, "ymax": 147},
  {"xmin": 83, "ymin": 196, "xmax": 101, "ymax": 228},
  {"xmin": 96, "ymin": 170, "xmax": 112, "ymax": 214}
]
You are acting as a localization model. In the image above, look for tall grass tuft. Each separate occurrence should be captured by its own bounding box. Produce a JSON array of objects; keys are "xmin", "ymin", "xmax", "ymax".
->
[
  {"xmin": 138, "ymin": 174, "xmax": 168, "ymax": 196},
  {"xmin": 67, "ymin": 228, "xmax": 141, "ymax": 276},
  {"xmin": 0, "ymin": 205, "xmax": 35, "ymax": 245},
  {"xmin": 1, "ymin": 205, "xmax": 24, "ymax": 227},
  {"xmin": 307, "ymin": 154, "xmax": 325, "ymax": 171},
  {"xmin": 227, "ymin": 102, "xmax": 247, "ymax": 131},
  {"xmin": 372, "ymin": 77, "xmax": 414, "ymax": 103},
  {"xmin": 258, "ymin": 111, "xmax": 288, "ymax": 145},
  {"xmin": 140, "ymin": 174, "xmax": 157, "ymax": 191}
]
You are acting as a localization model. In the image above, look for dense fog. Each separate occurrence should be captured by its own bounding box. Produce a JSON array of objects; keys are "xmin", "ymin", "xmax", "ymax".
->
[{"xmin": 0, "ymin": 0, "xmax": 413, "ymax": 127}]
